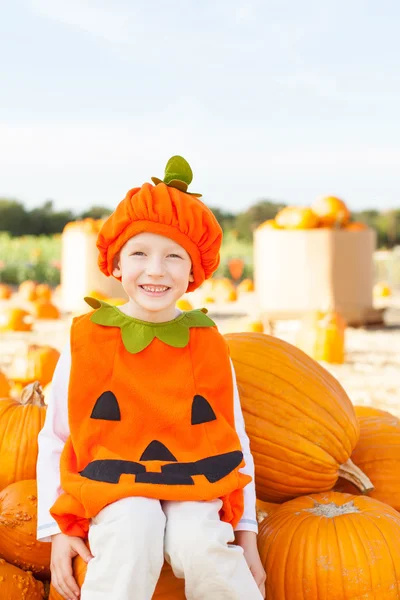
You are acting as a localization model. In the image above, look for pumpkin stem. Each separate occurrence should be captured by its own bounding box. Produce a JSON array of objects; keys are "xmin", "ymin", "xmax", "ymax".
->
[
  {"xmin": 20, "ymin": 381, "xmax": 46, "ymax": 407},
  {"xmin": 338, "ymin": 458, "xmax": 374, "ymax": 493}
]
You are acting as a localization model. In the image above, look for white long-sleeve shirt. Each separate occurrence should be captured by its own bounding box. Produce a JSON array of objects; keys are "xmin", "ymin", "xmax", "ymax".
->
[{"xmin": 36, "ymin": 340, "xmax": 258, "ymax": 541}]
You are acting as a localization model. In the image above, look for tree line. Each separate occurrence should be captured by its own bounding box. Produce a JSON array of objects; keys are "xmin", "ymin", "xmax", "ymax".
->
[{"xmin": 1, "ymin": 197, "xmax": 400, "ymax": 248}]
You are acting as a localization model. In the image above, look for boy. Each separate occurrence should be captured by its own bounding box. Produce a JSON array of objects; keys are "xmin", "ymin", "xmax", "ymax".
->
[{"xmin": 37, "ymin": 156, "xmax": 266, "ymax": 599}]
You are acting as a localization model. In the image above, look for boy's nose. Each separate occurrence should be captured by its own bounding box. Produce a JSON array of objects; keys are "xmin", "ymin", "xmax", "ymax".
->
[{"xmin": 145, "ymin": 257, "xmax": 164, "ymax": 276}]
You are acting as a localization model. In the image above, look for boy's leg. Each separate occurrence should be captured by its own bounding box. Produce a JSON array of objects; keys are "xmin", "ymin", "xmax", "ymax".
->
[
  {"xmin": 81, "ymin": 496, "xmax": 165, "ymax": 600},
  {"xmin": 163, "ymin": 499, "xmax": 263, "ymax": 600}
]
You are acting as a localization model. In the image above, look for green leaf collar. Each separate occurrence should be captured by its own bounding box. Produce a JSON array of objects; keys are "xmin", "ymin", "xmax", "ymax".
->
[{"xmin": 84, "ymin": 297, "xmax": 215, "ymax": 354}]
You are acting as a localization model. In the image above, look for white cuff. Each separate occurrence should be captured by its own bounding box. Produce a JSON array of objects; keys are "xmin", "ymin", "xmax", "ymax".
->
[
  {"xmin": 37, "ymin": 522, "xmax": 62, "ymax": 542},
  {"xmin": 234, "ymin": 518, "xmax": 258, "ymax": 534}
]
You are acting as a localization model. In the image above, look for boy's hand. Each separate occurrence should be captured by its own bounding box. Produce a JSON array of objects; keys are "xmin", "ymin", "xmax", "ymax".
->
[
  {"xmin": 50, "ymin": 532, "xmax": 93, "ymax": 600},
  {"xmin": 235, "ymin": 530, "xmax": 266, "ymax": 598}
]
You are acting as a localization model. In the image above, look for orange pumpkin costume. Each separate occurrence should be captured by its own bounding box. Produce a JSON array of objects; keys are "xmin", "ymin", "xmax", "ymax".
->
[{"xmin": 50, "ymin": 157, "xmax": 251, "ymax": 538}]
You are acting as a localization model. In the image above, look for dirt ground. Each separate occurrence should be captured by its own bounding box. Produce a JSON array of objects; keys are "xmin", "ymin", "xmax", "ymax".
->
[{"xmin": 1, "ymin": 293, "xmax": 399, "ymax": 417}]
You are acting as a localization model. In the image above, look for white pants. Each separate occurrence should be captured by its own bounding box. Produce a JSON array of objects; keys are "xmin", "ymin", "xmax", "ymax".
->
[{"xmin": 80, "ymin": 496, "xmax": 263, "ymax": 600}]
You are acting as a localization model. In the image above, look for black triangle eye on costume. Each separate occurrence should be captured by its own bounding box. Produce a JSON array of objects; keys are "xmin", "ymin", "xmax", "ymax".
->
[
  {"xmin": 90, "ymin": 391, "xmax": 121, "ymax": 421},
  {"xmin": 191, "ymin": 395, "xmax": 217, "ymax": 425}
]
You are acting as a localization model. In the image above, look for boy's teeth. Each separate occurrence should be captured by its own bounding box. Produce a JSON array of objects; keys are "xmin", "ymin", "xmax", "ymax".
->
[{"xmin": 142, "ymin": 285, "xmax": 168, "ymax": 292}]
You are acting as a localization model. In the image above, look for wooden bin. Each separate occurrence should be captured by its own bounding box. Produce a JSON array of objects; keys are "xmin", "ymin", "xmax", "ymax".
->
[
  {"xmin": 254, "ymin": 228, "xmax": 383, "ymax": 326},
  {"xmin": 61, "ymin": 227, "xmax": 126, "ymax": 312}
]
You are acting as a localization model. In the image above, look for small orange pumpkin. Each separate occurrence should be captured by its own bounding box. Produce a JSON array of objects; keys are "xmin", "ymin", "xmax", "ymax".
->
[
  {"xmin": 0, "ymin": 307, "xmax": 33, "ymax": 332},
  {"xmin": 0, "ymin": 284, "xmax": 12, "ymax": 299},
  {"xmin": 0, "ymin": 480, "xmax": 51, "ymax": 579},
  {"xmin": 30, "ymin": 299, "xmax": 60, "ymax": 320},
  {"xmin": 296, "ymin": 310, "xmax": 346, "ymax": 364},
  {"xmin": 18, "ymin": 280, "xmax": 37, "ymax": 301},
  {"xmin": 0, "ymin": 382, "xmax": 46, "ymax": 491},
  {"xmin": 312, "ymin": 196, "xmax": 351, "ymax": 228},
  {"xmin": 243, "ymin": 320, "xmax": 264, "ymax": 333},
  {"xmin": 275, "ymin": 206, "xmax": 319, "ymax": 229},
  {"xmin": 35, "ymin": 283, "xmax": 52, "ymax": 301},
  {"xmin": 9, "ymin": 344, "xmax": 60, "ymax": 388},
  {"xmin": 257, "ymin": 219, "xmax": 281, "ymax": 230},
  {"xmin": 373, "ymin": 281, "xmax": 392, "ymax": 297},
  {"xmin": 237, "ymin": 279, "xmax": 254, "ymax": 293}
]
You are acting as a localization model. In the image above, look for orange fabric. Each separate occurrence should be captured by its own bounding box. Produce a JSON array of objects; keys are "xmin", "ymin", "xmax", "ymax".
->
[
  {"xmin": 50, "ymin": 313, "xmax": 250, "ymax": 538},
  {"xmin": 96, "ymin": 182, "xmax": 223, "ymax": 292}
]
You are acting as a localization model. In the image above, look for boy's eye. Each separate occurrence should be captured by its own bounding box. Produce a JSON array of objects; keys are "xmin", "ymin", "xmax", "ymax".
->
[
  {"xmin": 131, "ymin": 251, "xmax": 145, "ymax": 256},
  {"xmin": 168, "ymin": 254, "xmax": 182, "ymax": 259}
]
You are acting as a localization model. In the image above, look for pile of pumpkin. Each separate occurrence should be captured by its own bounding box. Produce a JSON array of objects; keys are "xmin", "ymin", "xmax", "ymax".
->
[
  {"xmin": 260, "ymin": 195, "xmax": 369, "ymax": 231},
  {"xmin": 0, "ymin": 281, "xmax": 61, "ymax": 332},
  {"xmin": 0, "ymin": 332, "xmax": 399, "ymax": 598}
]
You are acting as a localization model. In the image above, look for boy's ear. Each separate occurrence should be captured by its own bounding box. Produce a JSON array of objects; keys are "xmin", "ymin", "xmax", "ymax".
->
[
  {"xmin": 112, "ymin": 255, "xmax": 121, "ymax": 278},
  {"xmin": 189, "ymin": 271, "xmax": 194, "ymax": 283}
]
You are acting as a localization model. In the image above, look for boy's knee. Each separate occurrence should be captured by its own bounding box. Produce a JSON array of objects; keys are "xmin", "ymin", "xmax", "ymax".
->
[
  {"xmin": 94, "ymin": 496, "xmax": 165, "ymax": 540},
  {"xmin": 165, "ymin": 518, "xmax": 218, "ymax": 561}
]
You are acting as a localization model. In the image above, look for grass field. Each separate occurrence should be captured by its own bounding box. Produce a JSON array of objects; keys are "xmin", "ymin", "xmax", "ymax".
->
[{"xmin": 0, "ymin": 231, "xmax": 254, "ymax": 285}]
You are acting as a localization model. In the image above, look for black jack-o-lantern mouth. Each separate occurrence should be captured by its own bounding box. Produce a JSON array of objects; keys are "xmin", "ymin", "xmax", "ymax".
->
[
  {"xmin": 80, "ymin": 449, "xmax": 243, "ymax": 486},
  {"xmin": 80, "ymin": 391, "xmax": 242, "ymax": 485}
]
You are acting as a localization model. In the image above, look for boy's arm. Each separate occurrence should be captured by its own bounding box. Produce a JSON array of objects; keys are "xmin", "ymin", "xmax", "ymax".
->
[
  {"xmin": 36, "ymin": 339, "xmax": 71, "ymax": 542},
  {"xmin": 230, "ymin": 359, "xmax": 258, "ymax": 534}
]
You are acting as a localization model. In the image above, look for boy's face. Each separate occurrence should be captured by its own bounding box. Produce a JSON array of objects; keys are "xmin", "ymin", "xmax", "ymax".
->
[{"xmin": 112, "ymin": 232, "xmax": 194, "ymax": 322}]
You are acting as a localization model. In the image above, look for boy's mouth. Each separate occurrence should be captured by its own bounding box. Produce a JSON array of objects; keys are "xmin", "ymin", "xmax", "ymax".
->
[{"xmin": 139, "ymin": 285, "xmax": 170, "ymax": 295}]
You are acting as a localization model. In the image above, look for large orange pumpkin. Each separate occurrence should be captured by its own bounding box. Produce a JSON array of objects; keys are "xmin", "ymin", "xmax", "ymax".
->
[
  {"xmin": 258, "ymin": 492, "xmax": 400, "ymax": 599},
  {"xmin": 0, "ymin": 558, "xmax": 45, "ymax": 599},
  {"xmin": 335, "ymin": 407, "xmax": 400, "ymax": 510},
  {"xmin": 312, "ymin": 196, "xmax": 350, "ymax": 228},
  {"xmin": 49, "ymin": 557, "xmax": 185, "ymax": 599},
  {"xmin": 9, "ymin": 344, "xmax": 60, "ymax": 388},
  {"xmin": 275, "ymin": 206, "xmax": 319, "ymax": 229},
  {"xmin": 224, "ymin": 333, "xmax": 372, "ymax": 502},
  {"xmin": 0, "ymin": 382, "xmax": 46, "ymax": 491},
  {"xmin": 0, "ymin": 480, "xmax": 51, "ymax": 579}
]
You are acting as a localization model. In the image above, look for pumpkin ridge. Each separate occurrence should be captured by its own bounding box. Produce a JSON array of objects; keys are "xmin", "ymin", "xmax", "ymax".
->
[
  {"xmin": 236, "ymin": 375, "xmax": 352, "ymax": 460},
  {"xmin": 242, "ymin": 394, "xmax": 348, "ymax": 464},
  {"xmin": 357, "ymin": 513, "xmax": 394, "ymax": 590},
  {"xmin": 240, "ymin": 377, "xmax": 350, "ymax": 435},
  {"xmin": 251, "ymin": 447, "xmax": 336, "ymax": 479},
  {"xmin": 233, "ymin": 350, "xmax": 355, "ymax": 424},
  {"xmin": 249, "ymin": 427, "xmax": 337, "ymax": 471},
  {"xmin": 346, "ymin": 511, "xmax": 378, "ymax": 588}
]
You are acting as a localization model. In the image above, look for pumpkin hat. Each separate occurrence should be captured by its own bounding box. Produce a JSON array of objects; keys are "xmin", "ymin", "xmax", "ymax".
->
[{"xmin": 97, "ymin": 156, "xmax": 223, "ymax": 292}]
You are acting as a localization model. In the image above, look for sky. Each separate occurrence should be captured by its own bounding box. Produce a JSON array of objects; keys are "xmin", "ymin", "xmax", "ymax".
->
[{"xmin": 1, "ymin": 0, "xmax": 400, "ymax": 214}]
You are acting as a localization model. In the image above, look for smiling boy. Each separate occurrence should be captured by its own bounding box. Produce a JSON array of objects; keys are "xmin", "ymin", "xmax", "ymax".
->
[{"xmin": 36, "ymin": 156, "xmax": 266, "ymax": 600}]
